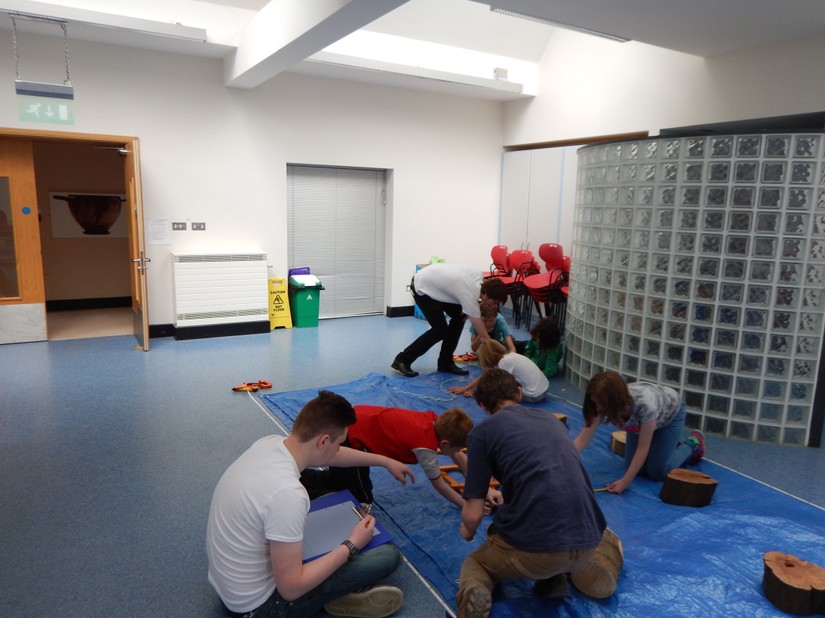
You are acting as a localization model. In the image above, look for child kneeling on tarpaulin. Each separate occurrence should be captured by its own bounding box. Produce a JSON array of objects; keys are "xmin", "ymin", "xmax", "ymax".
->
[
  {"xmin": 449, "ymin": 339, "xmax": 549, "ymax": 403},
  {"xmin": 300, "ymin": 405, "xmax": 474, "ymax": 509}
]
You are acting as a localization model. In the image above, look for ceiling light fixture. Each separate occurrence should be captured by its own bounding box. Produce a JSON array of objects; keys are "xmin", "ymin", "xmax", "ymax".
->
[{"xmin": 490, "ymin": 6, "xmax": 630, "ymax": 43}]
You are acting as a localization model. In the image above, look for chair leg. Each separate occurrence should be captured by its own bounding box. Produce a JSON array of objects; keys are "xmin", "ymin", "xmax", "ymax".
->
[
  {"xmin": 523, "ymin": 296, "xmax": 534, "ymax": 331},
  {"xmin": 513, "ymin": 293, "xmax": 523, "ymax": 329}
]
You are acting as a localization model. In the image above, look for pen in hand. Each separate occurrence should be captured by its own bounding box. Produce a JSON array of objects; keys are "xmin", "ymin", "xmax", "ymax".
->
[{"xmin": 351, "ymin": 505, "xmax": 364, "ymax": 520}]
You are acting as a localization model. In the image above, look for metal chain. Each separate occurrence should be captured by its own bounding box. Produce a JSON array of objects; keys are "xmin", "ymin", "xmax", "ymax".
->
[
  {"xmin": 9, "ymin": 15, "xmax": 71, "ymax": 83},
  {"xmin": 62, "ymin": 22, "xmax": 71, "ymax": 85},
  {"xmin": 10, "ymin": 16, "xmax": 20, "ymax": 80}
]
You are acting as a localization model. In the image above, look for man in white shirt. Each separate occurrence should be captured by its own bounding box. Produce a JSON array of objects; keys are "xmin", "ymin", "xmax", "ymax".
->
[
  {"xmin": 392, "ymin": 263, "xmax": 507, "ymax": 377},
  {"xmin": 207, "ymin": 390, "xmax": 416, "ymax": 618}
]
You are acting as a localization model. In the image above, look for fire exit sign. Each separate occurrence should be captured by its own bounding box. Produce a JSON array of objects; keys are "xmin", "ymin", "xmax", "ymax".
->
[{"xmin": 18, "ymin": 95, "xmax": 75, "ymax": 125}]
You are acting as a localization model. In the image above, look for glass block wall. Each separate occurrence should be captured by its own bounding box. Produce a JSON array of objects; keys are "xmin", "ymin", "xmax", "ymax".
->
[{"xmin": 566, "ymin": 134, "xmax": 825, "ymax": 446}]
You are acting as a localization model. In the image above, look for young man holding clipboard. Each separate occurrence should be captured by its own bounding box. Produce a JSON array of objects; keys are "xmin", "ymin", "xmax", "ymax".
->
[{"xmin": 206, "ymin": 391, "xmax": 416, "ymax": 618}]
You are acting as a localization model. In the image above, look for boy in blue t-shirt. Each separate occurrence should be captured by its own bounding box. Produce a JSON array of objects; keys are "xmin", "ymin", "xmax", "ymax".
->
[{"xmin": 469, "ymin": 303, "xmax": 515, "ymax": 353}]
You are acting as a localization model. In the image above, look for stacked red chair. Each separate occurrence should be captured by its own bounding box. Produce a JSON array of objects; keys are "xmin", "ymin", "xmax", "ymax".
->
[
  {"xmin": 482, "ymin": 244, "xmax": 511, "ymax": 279},
  {"xmin": 498, "ymin": 249, "xmax": 540, "ymax": 329},
  {"xmin": 523, "ymin": 243, "xmax": 569, "ymax": 331}
]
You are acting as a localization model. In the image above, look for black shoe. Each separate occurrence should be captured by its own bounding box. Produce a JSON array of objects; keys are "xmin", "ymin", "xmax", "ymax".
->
[
  {"xmin": 438, "ymin": 362, "xmax": 469, "ymax": 375},
  {"xmin": 391, "ymin": 359, "xmax": 419, "ymax": 377}
]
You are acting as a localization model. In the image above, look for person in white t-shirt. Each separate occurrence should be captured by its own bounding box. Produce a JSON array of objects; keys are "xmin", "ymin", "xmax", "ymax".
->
[
  {"xmin": 449, "ymin": 339, "xmax": 550, "ymax": 403},
  {"xmin": 206, "ymin": 390, "xmax": 416, "ymax": 618},
  {"xmin": 392, "ymin": 263, "xmax": 508, "ymax": 378}
]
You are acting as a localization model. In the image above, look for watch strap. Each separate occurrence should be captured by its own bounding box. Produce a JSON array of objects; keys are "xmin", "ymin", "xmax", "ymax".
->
[{"xmin": 341, "ymin": 539, "xmax": 359, "ymax": 560}]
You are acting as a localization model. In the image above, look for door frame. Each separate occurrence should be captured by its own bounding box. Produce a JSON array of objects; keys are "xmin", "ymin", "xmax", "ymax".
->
[{"xmin": 0, "ymin": 127, "xmax": 149, "ymax": 350}]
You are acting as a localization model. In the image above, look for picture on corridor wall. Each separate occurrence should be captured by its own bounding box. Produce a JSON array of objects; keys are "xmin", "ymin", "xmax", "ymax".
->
[{"xmin": 50, "ymin": 192, "xmax": 127, "ymax": 238}]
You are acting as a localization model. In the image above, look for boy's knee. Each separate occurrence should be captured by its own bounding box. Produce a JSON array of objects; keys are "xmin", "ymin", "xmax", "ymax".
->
[{"xmin": 370, "ymin": 543, "xmax": 402, "ymax": 573}]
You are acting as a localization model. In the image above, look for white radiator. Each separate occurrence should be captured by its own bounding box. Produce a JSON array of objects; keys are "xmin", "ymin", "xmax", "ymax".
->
[{"xmin": 172, "ymin": 253, "xmax": 268, "ymax": 327}]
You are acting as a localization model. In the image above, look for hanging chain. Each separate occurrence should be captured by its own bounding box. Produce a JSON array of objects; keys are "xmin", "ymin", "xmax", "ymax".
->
[
  {"xmin": 62, "ymin": 22, "xmax": 71, "ymax": 85},
  {"xmin": 10, "ymin": 16, "xmax": 20, "ymax": 80},
  {"xmin": 8, "ymin": 15, "xmax": 71, "ymax": 84}
]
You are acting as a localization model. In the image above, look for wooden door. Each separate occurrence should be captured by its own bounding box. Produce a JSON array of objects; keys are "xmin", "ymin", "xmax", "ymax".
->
[
  {"xmin": 0, "ymin": 128, "xmax": 148, "ymax": 348},
  {"xmin": 0, "ymin": 137, "xmax": 47, "ymax": 342},
  {"xmin": 123, "ymin": 139, "xmax": 149, "ymax": 350}
]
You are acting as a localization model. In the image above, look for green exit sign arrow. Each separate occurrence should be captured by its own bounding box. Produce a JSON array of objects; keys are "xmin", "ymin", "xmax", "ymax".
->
[{"xmin": 18, "ymin": 95, "xmax": 75, "ymax": 125}]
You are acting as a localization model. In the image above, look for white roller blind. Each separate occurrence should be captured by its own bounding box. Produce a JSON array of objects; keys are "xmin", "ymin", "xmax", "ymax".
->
[{"xmin": 287, "ymin": 165, "xmax": 386, "ymax": 319}]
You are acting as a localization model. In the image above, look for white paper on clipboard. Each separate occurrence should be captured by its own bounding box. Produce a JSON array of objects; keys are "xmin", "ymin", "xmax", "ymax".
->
[{"xmin": 301, "ymin": 502, "xmax": 377, "ymax": 562}]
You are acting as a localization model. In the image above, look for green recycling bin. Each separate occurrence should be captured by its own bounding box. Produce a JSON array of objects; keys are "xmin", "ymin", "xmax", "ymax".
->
[{"xmin": 288, "ymin": 274, "xmax": 324, "ymax": 327}]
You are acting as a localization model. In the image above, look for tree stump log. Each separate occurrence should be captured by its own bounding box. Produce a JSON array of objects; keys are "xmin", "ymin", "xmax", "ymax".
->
[
  {"xmin": 610, "ymin": 431, "xmax": 626, "ymax": 457},
  {"xmin": 763, "ymin": 551, "xmax": 825, "ymax": 615},
  {"xmin": 659, "ymin": 468, "xmax": 718, "ymax": 507},
  {"xmin": 570, "ymin": 528, "xmax": 623, "ymax": 598}
]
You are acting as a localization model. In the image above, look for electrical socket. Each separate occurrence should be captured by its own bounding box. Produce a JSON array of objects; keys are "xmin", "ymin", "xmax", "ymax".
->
[
  {"xmin": 172, "ymin": 222, "xmax": 187, "ymax": 231},
  {"xmin": 192, "ymin": 222, "xmax": 206, "ymax": 231}
]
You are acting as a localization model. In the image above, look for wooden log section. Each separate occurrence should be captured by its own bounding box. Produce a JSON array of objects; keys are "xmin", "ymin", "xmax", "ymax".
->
[
  {"xmin": 439, "ymin": 464, "xmax": 500, "ymax": 495},
  {"xmin": 659, "ymin": 468, "xmax": 718, "ymax": 507},
  {"xmin": 763, "ymin": 551, "xmax": 825, "ymax": 615},
  {"xmin": 611, "ymin": 431, "xmax": 626, "ymax": 457},
  {"xmin": 570, "ymin": 528, "xmax": 624, "ymax": 599}
]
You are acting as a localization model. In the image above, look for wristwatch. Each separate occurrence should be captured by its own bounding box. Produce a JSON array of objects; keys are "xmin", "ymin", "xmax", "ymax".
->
[{"xmin": 341, "ymin": 539, "xmax": 359, "ymax": 560}]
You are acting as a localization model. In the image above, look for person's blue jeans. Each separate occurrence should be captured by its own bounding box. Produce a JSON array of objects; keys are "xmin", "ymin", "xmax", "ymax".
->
[
  {"xmin": 623, "ymin": 403, "xmax": 694, "ymax": 481},
  {"xmin": 230, "ymin": 543, "xmax": 401, "ymax": 618}
]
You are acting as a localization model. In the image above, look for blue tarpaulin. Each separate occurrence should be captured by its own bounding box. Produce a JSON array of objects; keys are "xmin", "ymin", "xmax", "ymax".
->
[{"xmin": 261, "ymin": 369, "xmax": 825, "ymax": 617}]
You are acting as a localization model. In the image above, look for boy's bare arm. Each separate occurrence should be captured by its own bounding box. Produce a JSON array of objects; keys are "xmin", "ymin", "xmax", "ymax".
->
[
  {"xmin": 450, "ymin": 449, "xmax": 468, "ymax": 476},
  {"xmin": 430, "ymin": 475, "xmax": 465, "ymax": 508},
  {"xmin": 504, "ymin": 335, "xmax": 516, "ymax": 353}
]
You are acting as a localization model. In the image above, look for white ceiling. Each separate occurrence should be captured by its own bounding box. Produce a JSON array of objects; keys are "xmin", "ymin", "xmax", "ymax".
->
[{"xmin": 3, "ymin": 0, "xmax": 825, "ymax": 97}]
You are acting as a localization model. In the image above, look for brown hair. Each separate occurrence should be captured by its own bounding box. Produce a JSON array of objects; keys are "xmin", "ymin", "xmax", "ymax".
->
[
  {"xmin": 477, "ymin": 339, "xmax": 507, "ymax": 369},
  {"xmin": 479, "ymin": 303, "xmax": 498, "ymax": 320},
  {"xmin": 291, "ymin": 390, "xmax": 356, "ymax": 442},
  {"xmin": 474, "ymin": 368, "xmax": 521, "ymax": 413},
  {"xmin": 530, "ymin": 316, "xmax": 561, "ymax": 351},
  {"xmin": 480, "ymin": 278, "xmax": 508, "ymax": 303},
  {"xmin": 582, "ymin": 371, "xmax": 633, "ymax": 427},
  {"xmin": 433, "ymin": 407, "xmax": 474, "ymax": 449}
]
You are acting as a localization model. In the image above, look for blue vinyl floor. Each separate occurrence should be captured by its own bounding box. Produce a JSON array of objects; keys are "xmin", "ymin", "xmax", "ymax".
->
[{"xmin": 1, "ymin": 313, "xmax": 824, "ymax": 617}]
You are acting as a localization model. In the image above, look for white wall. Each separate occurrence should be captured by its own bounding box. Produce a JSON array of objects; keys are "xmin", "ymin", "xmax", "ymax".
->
[
  {"xmin": 503, "ymin": 30, "xmax": 825, "ymax": 144},
  {"xmin": 0, "ymin": 32, "xmax": 505, "ymax": 324},
  {"xmin": 10, "ymin": 27, "xmax": 825, "ymax": 327},
  {"xmin": 499, "ymin": 147, "xmax": 577, "ymax": 255}
]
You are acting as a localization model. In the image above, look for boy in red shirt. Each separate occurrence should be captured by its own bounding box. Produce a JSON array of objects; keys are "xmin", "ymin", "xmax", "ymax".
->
[{"xmin": 301, "ymin": 405, "xmax": 473, "ymax": 509}]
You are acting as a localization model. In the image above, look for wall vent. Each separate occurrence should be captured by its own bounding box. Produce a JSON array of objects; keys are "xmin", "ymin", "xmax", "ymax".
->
[{"xmin": 172, "ymin": 253, "xmax": 268, "ymax": 327}]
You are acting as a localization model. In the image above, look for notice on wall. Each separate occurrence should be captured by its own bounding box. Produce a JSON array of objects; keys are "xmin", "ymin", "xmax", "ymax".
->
[{"xmin": 147, "ymin": 218, "xmax": 171, "ymax": 245}]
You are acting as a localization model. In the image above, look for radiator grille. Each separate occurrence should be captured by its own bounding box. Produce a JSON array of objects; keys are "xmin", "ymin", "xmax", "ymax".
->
[{"xmin": 172, "ymin": 253, "xmax": 268, "ymax": 327}]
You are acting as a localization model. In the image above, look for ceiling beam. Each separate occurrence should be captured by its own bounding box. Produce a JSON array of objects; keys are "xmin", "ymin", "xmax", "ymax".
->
[{"xmin": 224, "ymin": 0, "xmax": 409, "ymax": 89}]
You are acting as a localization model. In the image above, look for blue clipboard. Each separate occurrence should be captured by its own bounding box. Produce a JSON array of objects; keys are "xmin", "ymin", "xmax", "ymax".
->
[{"xmin": 302, "ymin": 490, "xmax": 393, "ymax": 562}]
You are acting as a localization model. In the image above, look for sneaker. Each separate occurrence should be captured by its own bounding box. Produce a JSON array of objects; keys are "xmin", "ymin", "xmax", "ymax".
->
[
  {"xmin": 323, "ymin": 585, "xmax": 403, "ymax": 618},
  {"xmin": 685, "ymin": 430, "xmax": 705, "ymax": 464}
]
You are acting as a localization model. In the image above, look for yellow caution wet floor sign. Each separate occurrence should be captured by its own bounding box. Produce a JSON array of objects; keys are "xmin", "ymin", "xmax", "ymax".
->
[{"xmin": 269, "ymin": 277, "xmax": 292, "ymax": 329}]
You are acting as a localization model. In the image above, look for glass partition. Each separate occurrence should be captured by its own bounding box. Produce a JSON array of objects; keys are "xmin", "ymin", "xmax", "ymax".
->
[{"xmin": 567, "ymin": 135, "xmax": 825, "ymax": 447}]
